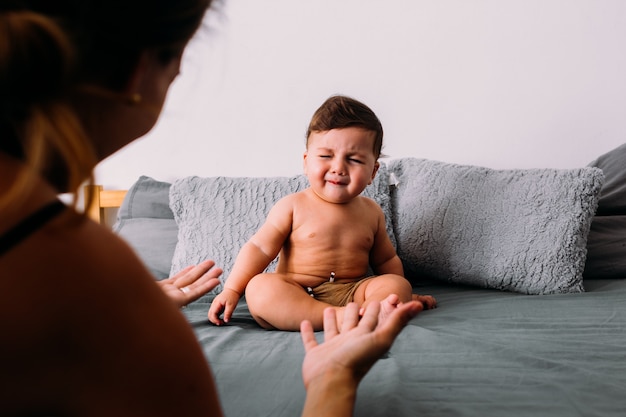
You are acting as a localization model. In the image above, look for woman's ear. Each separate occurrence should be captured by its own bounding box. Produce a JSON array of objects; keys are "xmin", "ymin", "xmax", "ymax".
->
[{"xmin": 123, "ymin": 51, "xmax": 150, "ymax": 96}]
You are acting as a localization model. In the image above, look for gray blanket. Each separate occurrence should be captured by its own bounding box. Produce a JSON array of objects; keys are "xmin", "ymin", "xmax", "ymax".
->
[{"xmin": 184, "ymin": 279, "xmax": 626, "ymax": 417}]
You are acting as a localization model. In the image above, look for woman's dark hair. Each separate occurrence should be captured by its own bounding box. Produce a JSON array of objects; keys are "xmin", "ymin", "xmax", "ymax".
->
[{"xmin": 0, "ymin": 0, "xmax": 214, "ymax": 208}]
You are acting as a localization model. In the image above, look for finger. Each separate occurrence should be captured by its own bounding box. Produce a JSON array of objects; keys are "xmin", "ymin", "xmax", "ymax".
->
[
  {"xmin": 191, "ymin": 268, "xmax": 223, "ymax": 289},
  {"xmin": 207, "ymin": 308, "xmax": 218, "ymax": 325},
  {"xmin": 209, "ymin": 316, "xmax": 224, "ymax": 326},
  {"xmin": 376, "ymin": 301, "xmax": 422, "ymax": 340},
  {"xmin": 300, "ymin": 320, "xmax": 318, "ymax": 353},
  {"xmin": 208, "ymin": 301, "xmax": 225, "ymax": 325},
  {"xmin": 182, "ymin": 260, "xmax": 218, "ymax": 285},
  {"xmin": 193, "ymin": 277, "xmax": 221, "ymax": 297},
  {"xmin": 323, "ymin": 307, "xmax": 339, "ymax": 341},
  {"xmin": 341, "ymin": 302, "xmax": 361, "ymax": 333},
  {"xmin": 180, "ymin": 275, "xmax": 221, "ymax": 304},
  {"xmin": 178, "ymin": 266, "xmax": 222, "ymax": 301},
  {"xmin": 176, "ymin": 260, "xmax": 218, "ymax": 287},
  {"xmin": 223, "ymin": 303, "xmax": 236, "ymax": 323},
  {"xmin": 358, "ymin": 301, "xmax": 382, "ymax": 331},
  {"xmin": 159, "ymin": 270, "xmax": 188, "ymax": 286},
  {"xmin": 170, "ymin": 265, "xmax": 195, "ymax": 281}
]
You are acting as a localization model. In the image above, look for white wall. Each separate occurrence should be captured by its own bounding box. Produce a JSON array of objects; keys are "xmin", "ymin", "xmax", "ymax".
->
[{"xmin": 96, "ymin": 0, "xmax": 626, "ymax": 189}]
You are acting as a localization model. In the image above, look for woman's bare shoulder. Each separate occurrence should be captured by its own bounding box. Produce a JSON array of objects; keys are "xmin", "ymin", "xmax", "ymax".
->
[
  {"xmin": 0, "ymin": 211, "xmax": 220, "ymax": 415},
  {"xmin": 0, "ymin": 209, "xmax": 178, "ymax": 358}
]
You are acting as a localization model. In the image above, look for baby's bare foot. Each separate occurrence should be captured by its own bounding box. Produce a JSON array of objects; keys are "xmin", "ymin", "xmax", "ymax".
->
[{"xmin": 412, "ymin": 294, "xmax": 437, "ymax": 309}]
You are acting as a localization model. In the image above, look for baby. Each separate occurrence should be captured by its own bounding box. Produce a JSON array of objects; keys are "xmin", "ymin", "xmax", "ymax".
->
[{"xmin": 208, "ymin": 95, "xmax": 436, "ymax": 330}]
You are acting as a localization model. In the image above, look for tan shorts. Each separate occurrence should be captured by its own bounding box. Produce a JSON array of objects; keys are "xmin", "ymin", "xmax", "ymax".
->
[{"xmin": 305, "ymin": 277, "xmax": 373, "ymax": 307}]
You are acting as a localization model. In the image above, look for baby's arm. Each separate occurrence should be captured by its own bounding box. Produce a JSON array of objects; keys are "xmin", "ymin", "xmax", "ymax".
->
[
  {"xmin": 208, "ymin": 197, "xmax": 294, "ymax": 325},
  {"xmin": 368, "ymin": 209, "xmax": 437, "ymax": 309},
  {"xmin": 373, "ymin": 252, "xmax": 404, "ymax": 276},
  {"xmin": 369, "ymin": 205, "xmax": 404, "ymax": 276}
]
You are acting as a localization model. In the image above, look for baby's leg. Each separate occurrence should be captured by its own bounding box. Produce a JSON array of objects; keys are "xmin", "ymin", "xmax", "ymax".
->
[{"xmin": 245, "ymin": 273, "xmax": 340, "ymax": 331}]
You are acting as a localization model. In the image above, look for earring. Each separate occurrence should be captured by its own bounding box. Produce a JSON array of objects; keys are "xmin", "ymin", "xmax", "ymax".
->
[{"xmin": 126, "ymin": 93, "xmax": 142, "ymax": 105}]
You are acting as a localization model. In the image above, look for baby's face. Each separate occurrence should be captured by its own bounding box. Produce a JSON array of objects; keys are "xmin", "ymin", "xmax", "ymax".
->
[{"xmin": 304, "ymin": 127, "xmax": 379, "ymax": 204}]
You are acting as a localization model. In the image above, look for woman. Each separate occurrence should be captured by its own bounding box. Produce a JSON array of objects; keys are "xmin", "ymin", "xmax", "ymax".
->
[{"xmin": 0, "ymin": 1, "xmax": 422, "ymax": 415}]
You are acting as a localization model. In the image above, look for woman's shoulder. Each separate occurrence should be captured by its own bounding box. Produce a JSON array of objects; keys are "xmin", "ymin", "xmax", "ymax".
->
[
  {"xmin": 0, "ymin": 208, "xmax": 216, "ymax": 415},
  {"xmin": 1, "ymin": 207, "xmax": 167, "ymax": 327},
  {"xmin": 0, "ymin": 206, "xmax": 180, "ymax": 345},
  {"xmin": 41, "ymin": 209, "xmax": 153, "ymax": 284}
]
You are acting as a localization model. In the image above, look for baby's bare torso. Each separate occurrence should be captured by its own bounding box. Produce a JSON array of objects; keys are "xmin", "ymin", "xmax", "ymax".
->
[{"xmin": 274, "ymin": 190, "xmax": 382, "ymax": 287}]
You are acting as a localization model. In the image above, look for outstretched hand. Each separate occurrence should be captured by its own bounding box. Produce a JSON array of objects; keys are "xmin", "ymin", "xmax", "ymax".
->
[
  {"xmin": 300, "ymin": 300, "xmax": 423, "ymax": 391},
  {"xmin": 299, "ymin": 301, "xmax": 422, "ymax": 416},
  {"xmin": 157, "ymin": 260, "xmax": 223, "ymax": 308}
]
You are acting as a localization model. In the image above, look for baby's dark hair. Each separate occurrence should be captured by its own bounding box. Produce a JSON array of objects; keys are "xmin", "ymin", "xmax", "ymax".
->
[{"xmin": 305, "ymin": 95, "xmax": 384, "ymax": 158}]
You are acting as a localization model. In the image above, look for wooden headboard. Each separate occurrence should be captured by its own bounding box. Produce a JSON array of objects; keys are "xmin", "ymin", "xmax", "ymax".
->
[{"xmin": 84, "ymin": 185, "xmax": 127, "ymax": 225}]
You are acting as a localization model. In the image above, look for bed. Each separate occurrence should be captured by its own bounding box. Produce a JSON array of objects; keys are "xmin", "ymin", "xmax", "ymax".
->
[{"xmin": 89, "ymin": 145, "xmax": 626, "ymax": 417}]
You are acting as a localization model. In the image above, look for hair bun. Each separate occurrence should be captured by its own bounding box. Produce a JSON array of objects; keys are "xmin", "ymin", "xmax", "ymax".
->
[{"xmin": 0, "ymin": 11, "xmax": 74, "ymax": 111}]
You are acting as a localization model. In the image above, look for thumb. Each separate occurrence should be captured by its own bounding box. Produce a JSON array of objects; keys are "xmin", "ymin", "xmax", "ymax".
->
[{"xmin": 378, "ymin": 301, "xmax": 422, "ymax": 340}]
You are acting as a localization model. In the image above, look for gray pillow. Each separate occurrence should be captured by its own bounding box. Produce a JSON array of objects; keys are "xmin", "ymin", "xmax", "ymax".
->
[
  {"xmin": 169, "ymin": 163, "xmax": 396, "ymax": 298},
  {"xmin": 389, "ymin": 158, "xmax": 604, "ymax": 294},
  {"xmin": 113, "ymin": 176, "xmax": 178, "ymax": 279},
  {"xmin": 116, "ymin": 175, "xmax": 174, "ymax": 220},
  {"xmin": 584, "ymin": 143, "xmax": 626, "ymax": 278}
]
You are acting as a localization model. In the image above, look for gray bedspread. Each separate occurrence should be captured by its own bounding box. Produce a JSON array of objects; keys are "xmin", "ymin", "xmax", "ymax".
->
[{"xmin": 183, "ymin": 279, "xmax": 626, "ymax": 417}]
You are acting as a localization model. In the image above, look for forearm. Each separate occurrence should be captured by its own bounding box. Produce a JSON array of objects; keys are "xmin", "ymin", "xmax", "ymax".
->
[
  {"xmin": 224, "ymin": 241, "xmax": 276, "ymax": 293},
  {"xmin": 302, "ymin": 371, "xmax": 358, "ymax": 417}
]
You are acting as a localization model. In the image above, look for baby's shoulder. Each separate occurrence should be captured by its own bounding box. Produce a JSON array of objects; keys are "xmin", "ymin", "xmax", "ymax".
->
[
  {"xmin": 355, "ymin": 195, "xmax": 384, "ymax": 212},
  {"xmin": 271, "ymin": 192, "xmax": 302, "ymax": 211},
  {"xmin": 280, "ymin": 189, "xmax": 314, "ymax": 207}
]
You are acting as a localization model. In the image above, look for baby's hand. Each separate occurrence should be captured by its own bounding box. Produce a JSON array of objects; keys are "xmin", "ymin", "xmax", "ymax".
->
[{"xmin": 208, "ymin": 287, "xmax": 242, "ymax": 325}]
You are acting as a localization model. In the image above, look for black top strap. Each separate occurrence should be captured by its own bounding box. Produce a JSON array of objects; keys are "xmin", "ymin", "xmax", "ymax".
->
[{"xmin": 0, "ymin": 200, "xmax": 66, "ymax": 257}]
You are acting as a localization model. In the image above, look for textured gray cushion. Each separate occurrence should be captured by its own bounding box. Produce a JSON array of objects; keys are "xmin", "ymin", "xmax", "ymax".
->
[
  {"xmin": 169, "ymin": 164, "xmax": 396, "ymax": 298},
  {"xmin": 113, "ymin": 176, "xmax": 177, "ymax": 279},
  {"xmin": 389, "ymin": 158, "xmax": 604, "ymax": 294},
  {"xmin": 584, "ymin": 143, "xmax": 626, "ymax": 278}
]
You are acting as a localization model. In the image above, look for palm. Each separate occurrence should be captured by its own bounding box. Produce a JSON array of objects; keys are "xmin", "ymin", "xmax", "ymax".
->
[
  {"xmin": 156, "ymin": 260, "xmax": 222, "ymax": 308},
  {"xmin": 300, "ymin": 301, "xmax": 422, "ymax": 389}
]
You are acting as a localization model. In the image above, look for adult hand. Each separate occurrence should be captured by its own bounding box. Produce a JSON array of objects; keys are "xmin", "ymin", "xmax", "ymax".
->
[
  {"xmin": 157, "ymin": 260, "xmax": 222, "ymax": 308},
  {"xmin": 300, "ymin": 301, "xmax": 422, "ymax": 402}
]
